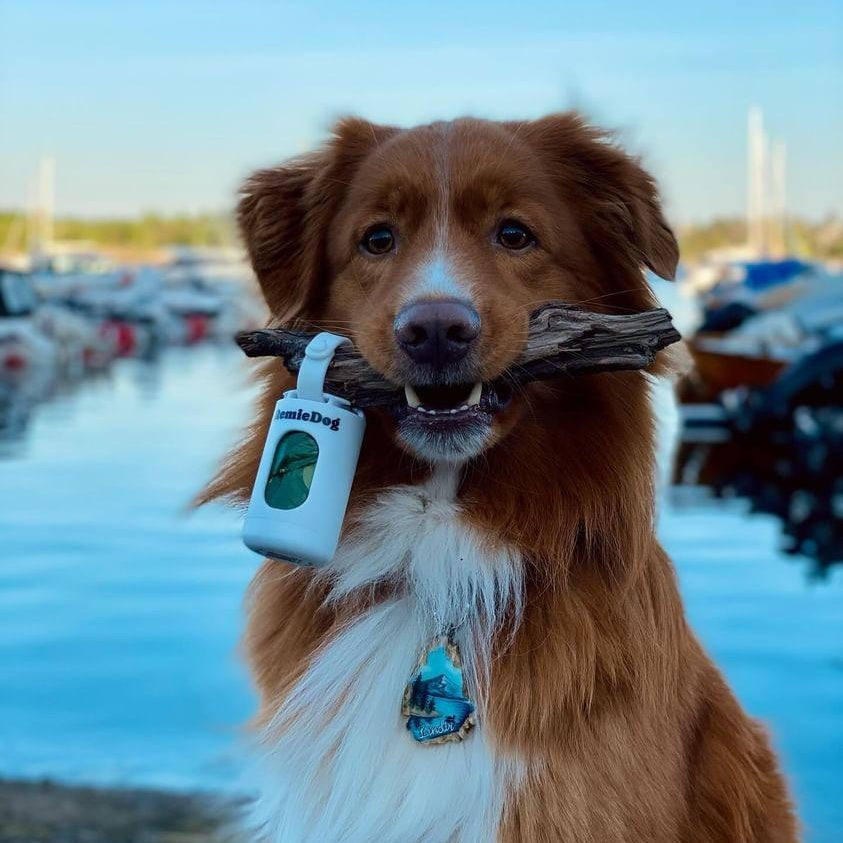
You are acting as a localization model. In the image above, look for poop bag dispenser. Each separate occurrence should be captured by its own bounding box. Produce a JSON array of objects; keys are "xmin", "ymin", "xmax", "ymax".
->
[{"xmin": 243, "ymin": 332, "xmax": 366, "ymax": 566}]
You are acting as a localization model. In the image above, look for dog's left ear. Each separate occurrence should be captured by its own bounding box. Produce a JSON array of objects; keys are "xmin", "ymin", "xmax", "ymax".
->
[{"xmin": 521, "ymin": 112, "xmax": 679, "ymax": 281}]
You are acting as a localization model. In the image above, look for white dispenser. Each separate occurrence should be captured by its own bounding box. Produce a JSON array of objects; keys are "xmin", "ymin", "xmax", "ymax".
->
[{"xmin": 242, "ymin": 332, "xmax": 366, "ymax": 566}]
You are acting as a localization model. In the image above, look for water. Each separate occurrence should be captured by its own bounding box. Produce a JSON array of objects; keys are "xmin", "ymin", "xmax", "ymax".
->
[
  {"xmin": 660, "ymin": 501, "xmax": 842, "ymax": 842},
  {"xmin": 1, "ymin": 347, "xmax": 840, "ymax": 840},
  {"xmin": 0, "ymin": 347, "xmax": 258, "ymax": 791}
]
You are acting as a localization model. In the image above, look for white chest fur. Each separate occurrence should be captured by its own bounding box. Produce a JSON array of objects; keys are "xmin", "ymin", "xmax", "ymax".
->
[{"xmin": 247, "ymin": 469, "xmax": 524, "ymax": 843}]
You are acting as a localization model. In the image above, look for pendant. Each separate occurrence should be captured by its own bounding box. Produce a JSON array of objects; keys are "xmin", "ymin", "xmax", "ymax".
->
[{"xmin": 402, "ymin": 635, "xmax": 476, "ymax": 745}]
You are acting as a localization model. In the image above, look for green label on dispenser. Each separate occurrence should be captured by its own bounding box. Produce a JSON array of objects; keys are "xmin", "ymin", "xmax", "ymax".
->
[{"xmin": 264, "ymin": 431, "xmax": 319, "ymax": 510}]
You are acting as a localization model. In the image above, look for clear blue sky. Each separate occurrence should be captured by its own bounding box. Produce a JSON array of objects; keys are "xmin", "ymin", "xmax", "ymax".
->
[{"xmin": 1, "ymin": 0, "xmax": 840, "ymax": 223}]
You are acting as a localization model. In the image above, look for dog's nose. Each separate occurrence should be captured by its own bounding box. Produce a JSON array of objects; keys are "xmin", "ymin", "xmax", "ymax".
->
[{"xmin": 394, "ymin": 299, "xmax": 480, "ymax": 368}]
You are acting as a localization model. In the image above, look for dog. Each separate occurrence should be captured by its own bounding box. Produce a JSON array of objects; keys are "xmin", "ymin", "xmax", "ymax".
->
[{"xmin": 203, "ymin": 113, "xmax": 798, "ymax": 842}]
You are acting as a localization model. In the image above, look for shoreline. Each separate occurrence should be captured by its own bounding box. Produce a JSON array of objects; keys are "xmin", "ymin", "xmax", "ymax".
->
[{"xmin": 0, "ymin": 777, "xmax": 239, "ymax": 842}]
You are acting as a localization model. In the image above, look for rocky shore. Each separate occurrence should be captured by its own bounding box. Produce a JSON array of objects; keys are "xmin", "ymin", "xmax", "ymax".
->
[{"xmin": 0, "ymin": 778, "xmax": 238, "ymax": 843}]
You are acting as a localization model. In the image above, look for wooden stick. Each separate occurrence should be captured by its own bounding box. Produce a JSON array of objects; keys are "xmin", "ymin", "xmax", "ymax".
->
[{"xmin": 235, "ymin": 303, "xmax": 681, "ymax": 408}]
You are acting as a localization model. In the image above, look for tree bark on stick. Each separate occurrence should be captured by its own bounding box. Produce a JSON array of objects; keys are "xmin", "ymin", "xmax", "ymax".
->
[{"xmin": 235, "ymin": 303, "xmax": 681, "ymax": 408}]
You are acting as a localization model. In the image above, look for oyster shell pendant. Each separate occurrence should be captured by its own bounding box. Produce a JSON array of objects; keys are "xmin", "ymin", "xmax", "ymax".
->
[{"xmin": 402, "ymin": 635, "xmax": 476, "ymax": 745}]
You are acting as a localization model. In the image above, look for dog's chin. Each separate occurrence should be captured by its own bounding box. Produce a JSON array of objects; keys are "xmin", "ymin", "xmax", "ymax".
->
[
  {"xmin": 388, "ymin": 379, "xmax": 512, "ymax": 463},
  {"xmin": 397, "ymin": 410, "xmax": 493, "ymax": 462}
]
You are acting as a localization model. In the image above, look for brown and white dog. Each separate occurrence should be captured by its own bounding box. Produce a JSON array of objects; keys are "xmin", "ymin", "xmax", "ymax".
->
[{"xmin": 204, "ymin": 113, "xmax": 798, "ymax": 842}]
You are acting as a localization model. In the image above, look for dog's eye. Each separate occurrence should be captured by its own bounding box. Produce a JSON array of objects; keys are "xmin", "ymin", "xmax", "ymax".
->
[
  {"xmin": 361, "ymin": 226, "xmax": 395, "ymax": 255},
  {"xmin": 496, "ymin": 220, "xmax": 535, "ymax": 251}
]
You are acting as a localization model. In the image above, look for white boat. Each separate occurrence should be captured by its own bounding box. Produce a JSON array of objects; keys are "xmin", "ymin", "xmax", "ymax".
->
[
  {"xmin": 688, "ymin": 261, "xmax": 843, "ymax": 394},
  {"xmin": 0, "ymin": 270, "xmax": 58, "ymax": 384}
]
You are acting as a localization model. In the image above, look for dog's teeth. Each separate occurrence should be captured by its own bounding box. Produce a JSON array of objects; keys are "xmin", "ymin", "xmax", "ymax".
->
[{"xmin": 408, "ymin": 386, "xmax": 482, "ymax": 416}]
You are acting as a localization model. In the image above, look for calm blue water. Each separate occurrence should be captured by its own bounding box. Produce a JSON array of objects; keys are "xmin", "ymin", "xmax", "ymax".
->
[
  {"xmin": 0, "ymin": 347, "xmax": 257, "ymax": 791},
  {"xmin": 1, "ymin": 346, "xmax": 840, "ymax": 840}
]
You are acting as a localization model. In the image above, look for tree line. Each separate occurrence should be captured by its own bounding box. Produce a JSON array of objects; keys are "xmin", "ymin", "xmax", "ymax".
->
[
  {"xmin": 0, "ymin": 211, "xmax": 237, "ymax": 253},
  {"xmin": 1, "ymin": 210, "xmax": 841, "ymax": 262}
]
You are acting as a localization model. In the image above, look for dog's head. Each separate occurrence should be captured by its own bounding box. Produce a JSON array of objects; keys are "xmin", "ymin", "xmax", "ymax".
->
[{"xmin": 239, "ymin": 114, "xmax": 677, "ymax": 463}]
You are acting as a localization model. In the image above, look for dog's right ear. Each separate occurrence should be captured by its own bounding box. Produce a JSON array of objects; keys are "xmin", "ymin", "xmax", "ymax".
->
[{"xmin": 238, "ymin": 117, "xmax": 397, "ymax": 323}]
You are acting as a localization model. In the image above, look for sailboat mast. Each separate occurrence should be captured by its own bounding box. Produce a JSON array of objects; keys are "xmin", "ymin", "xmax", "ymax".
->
[
  {"xmin": 747, "ymin": 106, "xmax": 767, "ymax": 257},
  {"xmin": 32, "ymin": 155, "xmax": 56, "ymax": 263},
  {"xmin": 771, "ymin": 140, "xmax": 788, "ymax": 257}
]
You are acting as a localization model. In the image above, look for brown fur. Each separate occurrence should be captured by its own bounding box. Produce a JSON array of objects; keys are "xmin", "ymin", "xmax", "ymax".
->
[{"xmin": 206, "ymin": 112, "xmax": 798, "ymax": 841}]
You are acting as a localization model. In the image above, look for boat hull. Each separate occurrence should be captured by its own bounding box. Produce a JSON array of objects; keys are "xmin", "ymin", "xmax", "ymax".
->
[{"xmin": 689, "ymin": 339, "xmax": 787, "ymax": 392}]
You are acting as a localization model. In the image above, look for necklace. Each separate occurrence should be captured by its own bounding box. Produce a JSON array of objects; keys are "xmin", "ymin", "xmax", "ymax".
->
[{"xmin": 402, "ymin": 628, "xmax": 476, "ymax": 745}]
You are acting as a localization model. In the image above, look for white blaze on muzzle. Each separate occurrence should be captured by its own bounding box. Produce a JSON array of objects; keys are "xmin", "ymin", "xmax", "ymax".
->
[{"xmin": 402, "ymin": 252, "xmax": 474, "ymax": 307}]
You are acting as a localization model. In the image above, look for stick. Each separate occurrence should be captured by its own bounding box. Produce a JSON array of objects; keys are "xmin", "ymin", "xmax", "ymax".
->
[{"xmin": 235, "ymin": 303, "xmax": 681, "ymax": 408}]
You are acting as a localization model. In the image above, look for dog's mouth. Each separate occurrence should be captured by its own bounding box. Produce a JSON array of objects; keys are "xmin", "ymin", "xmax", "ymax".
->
[
  {"xmin": 388, "ymin": 378, "xmax": 513, "ymax": 461},
  {"xmin": 401, "ymin": 380, "xmax": 511, "ymax": 415}
]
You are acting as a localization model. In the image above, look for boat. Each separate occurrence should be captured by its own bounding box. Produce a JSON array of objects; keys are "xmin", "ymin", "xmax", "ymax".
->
[
  {"xmin": 686, "ymin": 260, "xmax": 842, "ymax": 397},
  {"xmin": 0, "ymin": 269, "xmax": 58, "ymax": 383}
]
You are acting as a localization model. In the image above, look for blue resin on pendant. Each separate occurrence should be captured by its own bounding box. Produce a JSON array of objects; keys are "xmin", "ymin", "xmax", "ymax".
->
[{"xmin": 402, "ymin": 638, "xmax": 476, "ymax": 744}]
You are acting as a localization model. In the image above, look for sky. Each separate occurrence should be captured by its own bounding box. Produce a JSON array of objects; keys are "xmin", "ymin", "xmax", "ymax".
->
[{"xmin": 0, "ymin": 0, "xmax": 841, "ymax": 224}]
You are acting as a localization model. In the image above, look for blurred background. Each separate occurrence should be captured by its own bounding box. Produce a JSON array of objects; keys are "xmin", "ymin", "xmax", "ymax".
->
[{"xmin": 1, "ymin": 1, "xmax": 841, "ymax": 841}]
